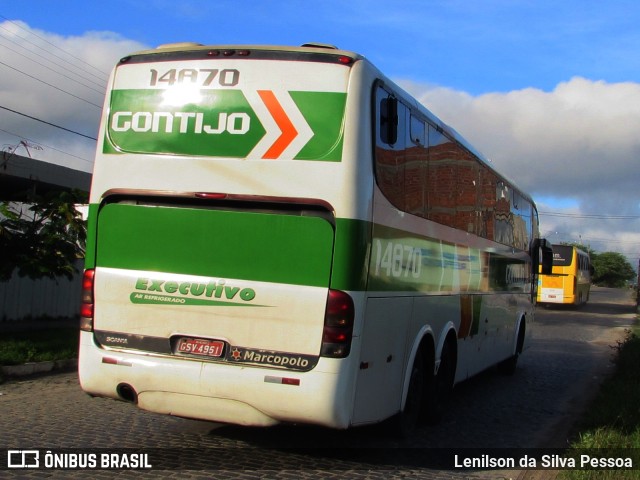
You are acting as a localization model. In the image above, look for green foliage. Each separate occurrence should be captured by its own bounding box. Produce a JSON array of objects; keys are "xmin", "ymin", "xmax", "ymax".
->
[
  {"xmin": 578, "ymin": 330, "xmax": 640, "ymax": 433},
  {"xmin": 591, "ymin": 251, "xmax": 636, "ymax": 288},
  {"xmin": 561, "ymin": 327, "xmax": 640, "ymax": 479},
  {"xmin": 0, "ymin": 327, "xmax": 78, "ymax": 366},
  {"xmin": 0, "ymin": 190, "xmax": 87, "ymax": 281}
]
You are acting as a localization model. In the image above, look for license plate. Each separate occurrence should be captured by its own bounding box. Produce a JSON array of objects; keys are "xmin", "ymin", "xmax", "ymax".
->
[{"xmin": 176, "ymin": 337, "xmax": 225, "ymax": 357}]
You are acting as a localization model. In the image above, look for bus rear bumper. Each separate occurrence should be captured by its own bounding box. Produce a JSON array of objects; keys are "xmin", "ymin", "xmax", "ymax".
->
[
  {"xmin": 138, "ymin": 391, "xmax": 280, "ymax": 426},
  {"xmin": 78, "ymin": 332, "xmax": 353, "ymax": 429}
]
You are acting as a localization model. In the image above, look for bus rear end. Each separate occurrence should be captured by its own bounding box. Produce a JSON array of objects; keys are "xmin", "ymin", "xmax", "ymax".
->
[
  {"xmin": 79, "ymin": 44, "xmax": 364, "ymax": 428},
  {"xmin": 537, "ymin": 245, "xmax": 588, "ymax": 305}
]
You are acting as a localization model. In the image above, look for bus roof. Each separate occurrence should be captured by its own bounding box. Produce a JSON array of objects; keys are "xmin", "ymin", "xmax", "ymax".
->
[{"xmin": 124, "ymin": 42, "xmax": 365, "ymax": 63}]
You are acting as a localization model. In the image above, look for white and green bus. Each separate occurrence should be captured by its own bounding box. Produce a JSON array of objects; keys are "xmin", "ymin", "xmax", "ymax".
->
[{"xmin": 79, "ymin": 43, "xmax": 552, "ymax": 432}]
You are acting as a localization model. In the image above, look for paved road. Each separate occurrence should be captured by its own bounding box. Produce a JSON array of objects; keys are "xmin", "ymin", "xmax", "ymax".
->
[{"xmin": 0, "ymin": 287, "xmax": 635, "ymax": 479}]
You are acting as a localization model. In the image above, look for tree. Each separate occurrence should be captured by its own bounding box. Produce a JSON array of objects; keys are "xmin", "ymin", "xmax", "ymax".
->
[
  {"xmin": 591, "ymin": 251, "xmax": 636, "ymax": 288},
  {"xmin": 0, "ymin": 189, "xmax": 87, "ymax": 281}
]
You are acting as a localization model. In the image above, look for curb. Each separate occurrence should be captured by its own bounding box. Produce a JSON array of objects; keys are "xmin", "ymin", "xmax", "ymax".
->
[{"xmin": 1, "ymin": 359, "xmax": 78, "ymax": 378}]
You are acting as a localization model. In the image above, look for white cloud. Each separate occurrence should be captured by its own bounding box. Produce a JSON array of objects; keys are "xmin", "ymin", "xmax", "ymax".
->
[{"xmin": 0, "ymin": 20, "xmax": 148, "ymax": 171}]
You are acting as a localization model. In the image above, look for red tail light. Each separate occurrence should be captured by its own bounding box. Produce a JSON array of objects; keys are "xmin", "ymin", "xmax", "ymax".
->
[
  {"xmin": 321, "ymin": 289, "xmax": 354, "ymax": 358},
  {"xmin": 80, "ymin": 269, "xmax": 95, "ymax": 332}
]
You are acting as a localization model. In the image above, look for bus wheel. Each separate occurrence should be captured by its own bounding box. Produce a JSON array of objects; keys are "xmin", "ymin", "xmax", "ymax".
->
[
  {"xmin": 424, "ymin": 339, "xmax": 454, "ymax": 425},
  {"xmin": 387, "ymin": 348, "xmax": 425, "ymax": 438}
]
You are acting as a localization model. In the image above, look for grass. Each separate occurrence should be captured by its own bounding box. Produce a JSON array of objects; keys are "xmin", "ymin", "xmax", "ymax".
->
[
  {"xmin": 0, "ymin": 326, "xmax": 78, "ymax": 367},
  {"xmin": 559, "ymin": 324, "xmax": 640, "ymax": 479}
]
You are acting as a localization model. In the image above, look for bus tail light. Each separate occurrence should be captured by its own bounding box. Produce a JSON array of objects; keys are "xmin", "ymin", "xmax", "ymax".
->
[
  {"xmin": 80, "ymin": 269, "xmax": 95, "ymax": 332},
  {"xmin": 320, "ymin": 289, "xmax": 354, "ymax": 358}
]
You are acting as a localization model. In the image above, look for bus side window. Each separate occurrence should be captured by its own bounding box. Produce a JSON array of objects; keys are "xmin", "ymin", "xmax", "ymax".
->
[
  {"xmin": 426, "ymin": 125, "xmax": 456, "ymax": 226},
  {"xmin": 375, "ymin": 88, "xmax": 408, "ymax": 211},
  {"xmin": 494, "ymin": 181, "xmax": 513, "ymax": 246},
  {"xmin": 510, "ymin": 192, "xmax": 532, "ymax": 251},
  {"xmin": 380, "ymin": 96, "xmax": 398, "ymax": 145},
  {"xmin": 478, "ymin": 165, "xmax": 498, "ymax": 241},
  {"xmin": 406, "ymin": 115, "xmax": 427, "ymax": 217}
]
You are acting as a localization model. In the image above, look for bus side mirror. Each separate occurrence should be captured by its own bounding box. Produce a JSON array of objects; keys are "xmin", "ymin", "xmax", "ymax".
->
[
  {"xmin": 380, "ymin": 97, "xmax": 398, "ymax": 145},
  {"xmin": 533, "ymin": 238, "xmax": 553, "ymax": 275},
  {"xmin": 541, "ymin": 241, "xmax": 553, "ymax": 275}
]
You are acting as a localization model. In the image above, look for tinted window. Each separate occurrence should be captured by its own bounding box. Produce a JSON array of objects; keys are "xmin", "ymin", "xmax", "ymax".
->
[
  {"xmin": 551, "ymin": 245, "xmax": 574, "ymax": 266},
  {"xmin": 375, "ymin": 87, "xmax": 407, "ymax": 210},
  {"xmin": 373, "ymin": 85, "xmax": 533, "ymax": 250},
  {"xmin": 406, "ymin": 116, "xmax": 427, "ymax": 216}
]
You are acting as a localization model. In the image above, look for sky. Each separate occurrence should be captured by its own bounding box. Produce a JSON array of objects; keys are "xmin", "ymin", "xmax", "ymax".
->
[{"xmin": 1, "ymin": 0, "xmax": 640, "ymax": 266}]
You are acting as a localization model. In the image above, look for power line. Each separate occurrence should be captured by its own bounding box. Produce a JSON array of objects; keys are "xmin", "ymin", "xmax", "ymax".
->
[
  {"xmin": 0, "ymin": 127, "xmax": 93, "ymax": 164},
  {"xmin": 546, "ymin": 238, "xmax": 640, "ymax": 249},
  {"xmin": 0, "ymin": 60, "xmax": 103, "ymax": 109},
  {"xmin": 0, "ymin": 38, "xmax": 106, "ymax": 94},
  {"xmin": 0, "ymin": 24, "xmax": 108, "ymax": 89},
  {"xmin": 539, "ymin": 211, "xmax": 640, "ymax": 220},
  {"xmin": 587, "ymin": 238, "xmax": 638, "ymax": 245},
  {"xmin": 0, "ymin": 15, "xmax": 109, "ymax": 81},
  {"xmin": 0, "ymin": 105, "xmax": 97, "ymax": 141},
  {"xmin": 0, "ymin": 17, "xmax": 109, "ymax": 109}
]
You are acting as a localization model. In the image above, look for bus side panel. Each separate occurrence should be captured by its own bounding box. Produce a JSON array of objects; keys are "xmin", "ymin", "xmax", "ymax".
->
[{"xmin": 351, "ymin": 297, "xmax": 412, "ymax": 425}]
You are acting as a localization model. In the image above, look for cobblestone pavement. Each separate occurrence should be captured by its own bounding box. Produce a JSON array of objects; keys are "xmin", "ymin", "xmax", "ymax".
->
[{"xmin": 0, "ymin": 287, "xmax": 635, "ymax": 479}]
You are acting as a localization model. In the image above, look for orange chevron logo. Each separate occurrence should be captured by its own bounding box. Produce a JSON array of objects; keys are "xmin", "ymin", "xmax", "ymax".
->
[{"xmin": 257, "ymin": 90, "xmax": 298, "ymax": 159}]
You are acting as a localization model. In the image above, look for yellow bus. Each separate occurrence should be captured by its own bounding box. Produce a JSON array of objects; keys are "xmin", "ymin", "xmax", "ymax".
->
[
  {"xmin": 79, "ymin": 42, "xmax": 552, "ymax": 434},
  {"xmin": 538, "ymin": 245, "xmax": 592, "ymax": 306}
]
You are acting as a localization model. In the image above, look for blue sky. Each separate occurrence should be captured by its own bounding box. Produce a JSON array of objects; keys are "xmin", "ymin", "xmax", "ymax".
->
[
  {"xmin": 5, "ymin": 0, "xmax": 640, "ymax": 93},
  {"xmin": 1, "ymin": 0, "xmax": 640, "ymax": 263}
]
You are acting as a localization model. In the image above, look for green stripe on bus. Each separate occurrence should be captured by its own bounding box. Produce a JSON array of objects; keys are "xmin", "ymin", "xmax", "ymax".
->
[
  {"xmin": 86, "ymin": 203, "xmax": 372, "ymax": 291},
  {"xmin": 95, "ymin": 203, "xmax": 334, "ymax": 287},
  {"xmin": 330, "ymin": 218, "xmax": 370, "ymax": 291},
  {"xmin": 290, "ymin": 92, "xmax": 346, "ymax": 161},
  {"xmin": 367, "ymin": 223, "xmax": 530, "ymax": 293},
  {"xmin": 86, "ymin": 202, "xmax": 528, "ymax": 294}
]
